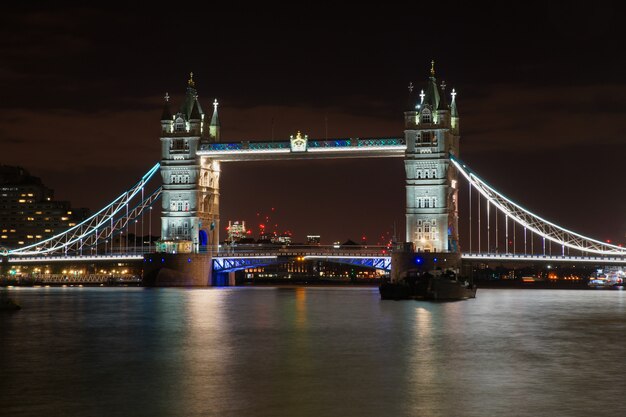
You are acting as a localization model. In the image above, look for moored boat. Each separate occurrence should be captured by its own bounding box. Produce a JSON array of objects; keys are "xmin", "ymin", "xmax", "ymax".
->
[{"xmin": 380, "ymin": 269, "xmax": 476, "ymax": 301}]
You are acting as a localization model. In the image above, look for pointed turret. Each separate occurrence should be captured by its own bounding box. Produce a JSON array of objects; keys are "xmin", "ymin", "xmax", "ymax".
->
[
  {"xmin": 422, "ymin": 60, "xmax": 440, "ymax": 110},
  {"xmin": 450, "ymin": 88, "xmax": 459, "ymax": 132},
  {"xmin": 161, "ymin": 92, "xmax": 174, "ymax": 133},
  {"xmin": 189, "ymin": 98, "xmax": 202, "ymax": 135},
  {"xmin": 450, "ymin": 88, "xmax": 458, "ymax": 117},
  {"xmin": 209, "ymin": 98, "xmax": 220, "ymax": 142},
  {"xmin": 161, "ymin": 92, "xmax": 172, "ymax": 120},
  {"xmin": 438, "ymin": 81, "xmax": 448, "ymax": 110},
  {"xmin": 179, "ymin": 72, "xmax": 204, "ymax": 120},
  {"xmin": 406, "ymin": 82, "xmax": 416, "ymax": 111},
  {"xmin": 189, "ymin": 99, "xmax": 202, "ymax": 120}
]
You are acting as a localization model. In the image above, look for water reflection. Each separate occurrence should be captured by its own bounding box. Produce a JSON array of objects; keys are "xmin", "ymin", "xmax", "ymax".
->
[{"xmin": 1, "ymin": 287, "xmax": 625, "ymax": 417}]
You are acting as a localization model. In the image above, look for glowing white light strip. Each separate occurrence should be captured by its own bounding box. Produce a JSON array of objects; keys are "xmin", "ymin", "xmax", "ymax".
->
[
  {"xmin": 451, "ymin": 156, "xmax": 626, "ymax": 255},
  {"xmin": 307, "ymin": 146, "xmax": 406, "ymax": 153},
  {"xmin": 8, "ymin": 255, "xmax": 145, "ymax": 263},
  {"xmin": 462, "ymin": 253, "xmax": 626, "ymax": 264},
  {"xmin": 198, "ymin": 149, "xmax": 291, "ymax": 156}
]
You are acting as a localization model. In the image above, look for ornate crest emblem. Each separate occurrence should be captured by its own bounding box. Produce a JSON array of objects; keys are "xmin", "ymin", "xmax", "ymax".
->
[{"xmin": 290, "ymin": 131, "xmax": 308, "ymax": 152}]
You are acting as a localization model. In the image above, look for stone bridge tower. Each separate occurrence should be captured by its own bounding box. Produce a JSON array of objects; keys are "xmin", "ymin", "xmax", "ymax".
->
[
  {"xmin": 404, "ymin": 62, "xmax": 460, "ymax": 254},
  {"xmin": 157, "ymin": 73, "xmax": 221, "ymax": 254}
]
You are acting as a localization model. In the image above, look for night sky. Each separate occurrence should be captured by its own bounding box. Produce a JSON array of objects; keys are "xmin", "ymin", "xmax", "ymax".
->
[{"xmin": 1, "ymin": 3, "xmax": 625, "ymax": 246}]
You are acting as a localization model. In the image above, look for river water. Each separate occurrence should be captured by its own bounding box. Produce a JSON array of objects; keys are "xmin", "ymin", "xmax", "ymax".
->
[{"xmin": 1, "ymin": 286, "xmax": 625, "ymax": 417}]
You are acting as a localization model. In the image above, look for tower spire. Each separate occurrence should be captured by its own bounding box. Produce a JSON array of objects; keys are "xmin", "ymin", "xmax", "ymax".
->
[
  {"xmin": 161, "ymin": 92, "xmax": 172, "ymax": 121},
  {"xmin": 430, "ymin": 60, "xmax": 435, "ymax": 77},
  {"xmin": 188, "ymin": 71, "xmax": 195, "ymax": 87},
  {"xmin": 210, "ymin": 98, "xmax": 220, "ymax": 142},
  {"xmin": 450, "ymin": 88, "xmax": 459, "ymax": 117}
]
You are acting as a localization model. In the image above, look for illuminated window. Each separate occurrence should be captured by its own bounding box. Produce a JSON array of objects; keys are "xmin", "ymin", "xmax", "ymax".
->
[
  {"xmin": 421, "ymin": 109, "xmax": 431, "ymax": 123},
  {"xmin": 175, "ymin": 117, "xmax": 185, "ymax": 132}
]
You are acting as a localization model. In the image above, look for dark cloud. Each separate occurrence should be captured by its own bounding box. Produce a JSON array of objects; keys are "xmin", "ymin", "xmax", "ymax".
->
[{"xmin": 1, "ymin": 3, "xmax": 625, "ymax": 244}]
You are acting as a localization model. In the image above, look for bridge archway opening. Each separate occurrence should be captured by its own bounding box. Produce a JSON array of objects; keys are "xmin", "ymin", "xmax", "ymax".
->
[{"xmin": 199, "ymin": 229, "xmax": 208, "ymax": 247}]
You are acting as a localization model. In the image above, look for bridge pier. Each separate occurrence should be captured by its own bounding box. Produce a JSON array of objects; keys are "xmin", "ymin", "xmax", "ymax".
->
[
  {"xmin": 391, "ymin": 243, "xmax": 462, "ymax": 282},
  {"xmin": 143, "ymin": 253, "xmax": 213, "ymax": 287}
]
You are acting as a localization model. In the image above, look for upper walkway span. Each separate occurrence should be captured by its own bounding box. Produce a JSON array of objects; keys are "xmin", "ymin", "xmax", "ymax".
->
[{"xmin": 198, "ymin": 137, "xmax": 406, "ymax": 161}]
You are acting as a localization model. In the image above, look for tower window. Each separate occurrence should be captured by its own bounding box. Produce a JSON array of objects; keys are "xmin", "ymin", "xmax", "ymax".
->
[
  {"xmin": 419, "ymin": 131, "xmax": 432, "ymax": 146},
  {"xmin": 175, "ymin": 117, "xmax": 185, "ymax": 132},
  {"xmin": 421, "ymin": 110, "xmax": 431, "ymax": 123}
]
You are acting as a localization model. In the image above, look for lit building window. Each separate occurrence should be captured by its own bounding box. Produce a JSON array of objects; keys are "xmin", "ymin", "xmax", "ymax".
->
[
  {"xmin": 421, "ymin": 110, "xmax": 431, "ymax": 123},
  {"xmin": 175, "ymin": 117, "xmax": 185, "ymax": 132}
]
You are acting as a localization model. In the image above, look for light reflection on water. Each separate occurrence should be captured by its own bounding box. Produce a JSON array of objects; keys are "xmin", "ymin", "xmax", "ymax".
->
[{"xmin": 1, "ymin": 287, "xmax": 625, "ymax": 417}]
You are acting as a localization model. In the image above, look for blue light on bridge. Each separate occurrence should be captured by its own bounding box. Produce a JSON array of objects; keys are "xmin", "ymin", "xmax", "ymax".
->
[{"xmin": 414, "ymin": 256, "xmax": 424, "ymax": 265}]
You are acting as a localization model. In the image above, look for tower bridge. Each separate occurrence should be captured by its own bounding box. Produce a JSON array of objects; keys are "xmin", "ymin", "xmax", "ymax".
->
[{"xmin": 3, "ymin": 65, "xmax": 626, "ymax": 286}]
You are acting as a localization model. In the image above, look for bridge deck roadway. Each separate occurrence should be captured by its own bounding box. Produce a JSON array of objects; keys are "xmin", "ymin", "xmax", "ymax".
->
[{"xmin": 6, "ymin": 252, "xmax": 626, "ymax": 265}]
